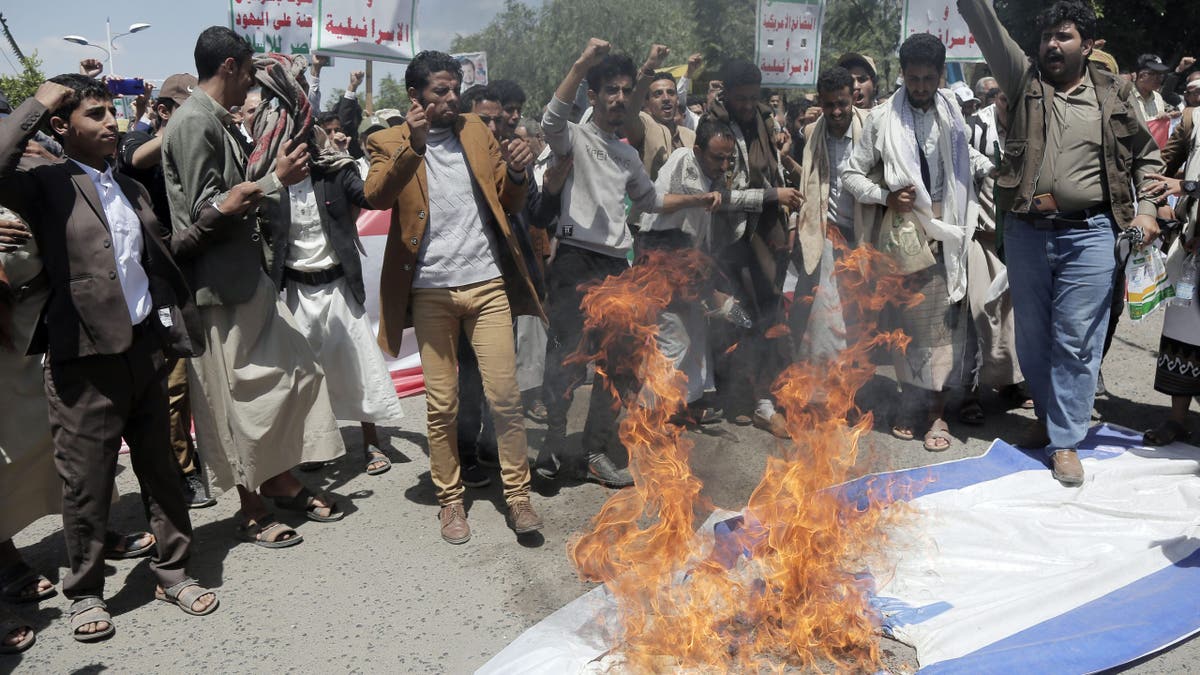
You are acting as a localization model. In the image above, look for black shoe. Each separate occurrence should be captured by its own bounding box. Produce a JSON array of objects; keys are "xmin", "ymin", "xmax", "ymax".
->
[
  {"xmin": 461, "ymin": 463, "xmax": 491, "ymax": 488},
  {"xmin": 586, "ymin": 454, "xmax": 634, "ymax": 488},
  {"xmin": 182, "ymin": 472, "xmax": 216, "ymax": 509},
  {"xmin": 534, "ymin": 446, "xmax": 561, "ymax": 480},
  {"xmin": 477, "ymin": 443, "xmax": 500, "ymax": 468}
]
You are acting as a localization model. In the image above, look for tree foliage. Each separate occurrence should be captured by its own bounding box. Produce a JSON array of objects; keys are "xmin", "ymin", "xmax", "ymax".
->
[
  {"xmin": 994, "ymin": 0, "xmax": 1200, "ymax": 74},
  {"xmin": 375, "ymin": 73, "xmax": 410, "ymax": 111},
  {"xmin": 0, "ymin": 52, "xmax": 45, "ymax": 108},
  {"xmin": 449, "ymin": 0, "xmax": 1193, "ymax": 110}
]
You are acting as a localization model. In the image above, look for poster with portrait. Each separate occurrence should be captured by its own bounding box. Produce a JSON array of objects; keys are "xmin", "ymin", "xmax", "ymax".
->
[{"xmin": 452, "ymin": 52, "xmax": 489, "ymax": 87}]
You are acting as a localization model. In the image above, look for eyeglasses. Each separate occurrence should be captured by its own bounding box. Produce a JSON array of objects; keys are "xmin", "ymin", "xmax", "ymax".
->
[{"xmin": 477, "ymin": 115, "xmax": 500, "ymax": 126}]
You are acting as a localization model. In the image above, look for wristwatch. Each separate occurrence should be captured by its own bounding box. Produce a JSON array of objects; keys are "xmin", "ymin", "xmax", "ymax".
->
[{"xmin": 1183, "ymin": 180, "xmax": 1199, "ymax": 195}]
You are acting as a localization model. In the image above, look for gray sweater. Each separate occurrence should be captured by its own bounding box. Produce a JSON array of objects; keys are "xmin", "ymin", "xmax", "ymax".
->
[
  {"xmin": 413, "ymin": 127, "xmax": 502, "ymax": 288},
  {"xmin": 542, "ymin": 95, "xmax": 662, "ymax": 259}
]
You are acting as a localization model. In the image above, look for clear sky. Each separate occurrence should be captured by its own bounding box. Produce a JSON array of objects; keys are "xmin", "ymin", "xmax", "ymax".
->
[{"xmin": 0, "ymin": 1, "xmax": 540, "ymax": 107}]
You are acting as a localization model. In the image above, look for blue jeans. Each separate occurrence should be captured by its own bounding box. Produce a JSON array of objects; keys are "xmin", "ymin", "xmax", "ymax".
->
[{"xmin": 1003, "ymin": 212, "xmax": 1118, "ymax": 451}]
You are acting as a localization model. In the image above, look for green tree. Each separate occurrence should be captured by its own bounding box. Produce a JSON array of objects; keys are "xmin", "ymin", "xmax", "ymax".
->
[
  {"xmin": 820, "ymin": 0, "xmax": 902, "ymax": 93},
  {"xmin": 0, "ymin": 52, "xmax": 45, "ymax": 108},
  {"xmin": 375, "ymin": 73, "xmax": 410, "ymax": 111}
]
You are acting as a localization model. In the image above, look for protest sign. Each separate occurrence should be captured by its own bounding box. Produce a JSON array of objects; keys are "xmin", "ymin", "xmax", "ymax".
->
[
  {"xmin": 755, "ymin": 0, "xmax": 825, "ymax": 88},
  {"xmin": 452, "ymin": 52, "xmax": 489, "ymax": 87},
  {"xmin": 230, "ymin": 0, "xmax": 317, "ymax": 55},
  {"xmin": 902, "ymin": 0, "xmax": 983, "ymax": 62},
  {"xmin": 313, "ymin": 0, "xmax": 420, "ymax": 63}
]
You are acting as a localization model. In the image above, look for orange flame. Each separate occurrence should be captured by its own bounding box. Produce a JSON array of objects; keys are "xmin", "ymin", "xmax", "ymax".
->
[{"xmin": 567, "ymin": 242, "xmax": 921, "ymax": 671}]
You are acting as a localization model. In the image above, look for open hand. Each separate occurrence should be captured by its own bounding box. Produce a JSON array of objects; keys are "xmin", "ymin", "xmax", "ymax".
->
[
  {"xmin": 273, "ymin": 139, "xmax": 311, "ymax": 186},
  {"xmin": 0, "ymin": 219, "xmax": 31, "ymax": 253},
  {"xmin": 406, "ymin": 100, "xmax": 435, "ymax": 152}
]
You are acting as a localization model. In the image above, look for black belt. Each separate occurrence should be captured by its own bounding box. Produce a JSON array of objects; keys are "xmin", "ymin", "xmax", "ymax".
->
[
  {"xmin": 1012, "ymin": 204, "xmax": 1111, "ymax": 229},
  {"xmin": 284, "ymin": 264, "xmax": 345, "ymax": 287}
]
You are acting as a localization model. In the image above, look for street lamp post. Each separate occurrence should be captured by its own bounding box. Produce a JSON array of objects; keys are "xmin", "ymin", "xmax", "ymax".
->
[
  {"xmin": 62, "ymin": 18, "xmax": 151, "ymax": 121},
  {"xmin": 62, "ymin": 18, "xmax": 151, "ymax": 78}
]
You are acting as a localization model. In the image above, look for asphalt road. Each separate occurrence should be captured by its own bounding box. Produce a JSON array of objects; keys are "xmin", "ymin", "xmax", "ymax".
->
[{"xmin": 3, "ymin": 308, "xmax": 1195, "ymax": 673}]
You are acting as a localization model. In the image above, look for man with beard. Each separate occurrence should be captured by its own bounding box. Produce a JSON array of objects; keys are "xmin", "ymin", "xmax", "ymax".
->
[
  {"xmin": 844, "ymin": 33, "xmax": 994, "ymax": 454},
  {"xmin": 959, "ymin": 0, "xmax": 1163, "ymax": 485},
  {"xmin": 838, "ymin": 52, "xmax": 879, "ymax": 110},
  {"xmin": 163, "ymin": 26, "xmax": 346, "ymax": 547},
  {"xmin": 625, "ymin": 45, "xmax": 696, "ymax": 181},
  {"xmin": 365, "ymin": 50, "xmax": 545, "ymax": 544},
  {"xmin": 705, "ymin": 58, "xmax": 803, "ymax": 438},
  {"xmin": 535, "ymin": 39, "xmax": 722, "ymax": 486}
]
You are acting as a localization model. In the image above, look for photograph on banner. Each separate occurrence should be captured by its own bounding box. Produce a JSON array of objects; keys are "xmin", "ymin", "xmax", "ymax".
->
[
  {"xmin": 314, "ymin": 0, "xmax": 420, "ymax": 64},
  {"xmin": 452, "ymin": 52, "xmax": 489, "ymax": 87},
  {"xmin": 755, "ymin": 0, "xmax": 825, "ymax": 88},
  {"xmin": 230, "ymin": 0, "xmax": 316, "ymax": 54},
  {"xmin": 902, "ymin": 0, "xmax": 983, "ymax": 62}
]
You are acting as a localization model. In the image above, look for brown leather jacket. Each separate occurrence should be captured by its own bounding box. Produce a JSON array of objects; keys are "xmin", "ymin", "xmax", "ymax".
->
[{"xmin": 364, "ymin": 113, "xmax": 545, "ymax": 357}]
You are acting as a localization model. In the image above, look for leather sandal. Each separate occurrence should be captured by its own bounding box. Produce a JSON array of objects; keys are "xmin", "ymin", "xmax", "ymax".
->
[
  {"xmin": 269, "ymin": 487, "xmax": 344, "ymax": 522},
  {"xmin": 0, "ymin": 561, "xmax": 55, "ymax": 604},
  {"xmin": 237, "ymin": 514, "xmax": 304, "ymax": 549},
  {"xmin": 0, "ymin": 608, "xmax": 34, "ymax": 654},
  {"xmin": 69, "ymin": 597, "xmax": 114, "ymax": 643},
  {"xmin": 155, "ymin": 578, "xmax": 218, "ymax": 616}
]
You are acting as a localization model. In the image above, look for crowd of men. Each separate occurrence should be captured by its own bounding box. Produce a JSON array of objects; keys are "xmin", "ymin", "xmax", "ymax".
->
[{"xmin": 0, "ymin": 0, "xmax": 1194, "ymax": 652}]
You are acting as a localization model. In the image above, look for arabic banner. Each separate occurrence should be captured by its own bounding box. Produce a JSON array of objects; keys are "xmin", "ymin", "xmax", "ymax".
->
[
  {"xmin": 902, "ymin": 0, "xmax": 983, "ymax": 62},
  {"xmin": 230, "ymin": 0, "xmax": 317, "ymax": 55},
  {"xmin": 313, "ymin": 0, "xmax": 419, "ymax": 64},
  {"xmin": 452, "ymin": 52, "xmax": 488, "ymax": 87},
  {"xmin": 755, "ymin": 0, "xmax": 825, "ymax": 88}
]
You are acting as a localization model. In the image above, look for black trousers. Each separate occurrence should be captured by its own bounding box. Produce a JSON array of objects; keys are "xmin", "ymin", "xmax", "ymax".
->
[
  {"xmin": 542, "ymin": 244, "xmax": 629, "ymax": 459},
  {"xmin": 44, "ymin": 326, "xmax": 192, "ymax": 600}
]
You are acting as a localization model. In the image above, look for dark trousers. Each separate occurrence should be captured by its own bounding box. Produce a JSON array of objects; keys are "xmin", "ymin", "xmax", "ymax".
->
[
  {"xmin": 44, "ymin": 327, "xmax": 192, "ymax": 600},
  {"xmin": 456, "ymin": 335, "xmax": 496, "ymax": 464},
  {"xmin": 542, "ymin": 244, "xmax": 629, "ymax": 460}
]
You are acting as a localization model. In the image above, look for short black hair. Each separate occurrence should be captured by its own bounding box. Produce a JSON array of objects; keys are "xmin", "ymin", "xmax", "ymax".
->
[
  {"xmin": 460, "ymin": 84, "xmax": 500, "ymax": 111},
  {"xmin": 492, "ymin": 79, "xmax": 526, "ymax": 107},
  {"xmin": 406, "ymin": 50, "xmax": 463, "ymax": 93},
  {"xmin": 586, "ymin": 54, "xmax": 637, "ymax": 94},
  {"xmin": 1037, "ymin": 0, "xmax": 1097, "ymax": 42},
  {"xmin": 194, "ymin": 26, "xmax": 253, "ymax": 81},
  {"xmin": 817, "ymin": 66, "xmax": 855, "ymax": 96},
  {"xmin": 721, "ymin": 59, "xmax": 762, "ymax": 90},
  {"xmin": 785, "ymin": 99, "xmax": 811, "ymax": 126},
  {"xmin": 695, "ymin": 119, "xmax": 736, "ymax": 151},
  {"xmin": 316, "ymin": 111, "xmax": 340, "ymax": 127},
  {"xmin": 899, "ymin": 33, "xmax": 947, "ymax": 73},
  {"xmin": 650, "ymin": 72, "xmax": 677, "ymax": 86},
  {"xmin": 46, "ymin": 73, "xmax": 110, "ymax": 121}
]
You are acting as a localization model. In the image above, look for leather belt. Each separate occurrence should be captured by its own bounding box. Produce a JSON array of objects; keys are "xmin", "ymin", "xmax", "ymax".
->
[
  {"xmin": 284, "ymin": 264, "xmax": 345, "ymax": 287},
  {"xmin": 1012, "ymin": 204, "xmax": 1111, "ymax": 229}
]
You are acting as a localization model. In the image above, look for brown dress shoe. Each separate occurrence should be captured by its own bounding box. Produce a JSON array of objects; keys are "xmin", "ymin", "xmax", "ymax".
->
[
  {"xmin": 438, "ymin": 503, "xmax": 471, "ymax": 544},
  {"xmin": 1050, "ymin": 449, "xmax": 1084, "ymax": 486},
  {"xmin": 753, "ymin": 411, "xmax": 790, "ymax": 439},
  {"xmin": 507, "ymin": 498, "xmax": 544, "ymax": 534}
]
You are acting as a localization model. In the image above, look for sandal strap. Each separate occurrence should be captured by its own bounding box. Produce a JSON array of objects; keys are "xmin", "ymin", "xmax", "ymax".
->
[
  {"xmin": 69, "ymin": 597, "xmax": 107, "ymax": 617},
  {"xmin": 164, "ymin": 579, "xmax": 211, "ymax": 607},
  {"xmin": 258, "ymin": 520, "xmax": 297, "ymax": 542},
  {"xmin": 162, "ymin": 578, "xmax": 199, "ymax": 599}
]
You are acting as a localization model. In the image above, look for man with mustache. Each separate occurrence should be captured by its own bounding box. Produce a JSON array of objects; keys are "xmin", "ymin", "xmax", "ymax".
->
[
  {"xmin": 536, "ymin": 38, "xmax": 722, "ymax": 487},
  {"xmin": 838, "ymin": 52, "xmax": 879, "ymax": 110},
  {"xmin": 959, "ymin": 0, "xmax": 1164, "ymax": 485},
  {"xmin": 625, "ymin": 45, "xmax": 696, "ymax": 181}
]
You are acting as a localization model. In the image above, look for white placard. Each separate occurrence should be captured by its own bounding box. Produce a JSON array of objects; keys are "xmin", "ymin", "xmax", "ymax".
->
[
  {"xmin": 902, "ymin": 0, "xmax": 984, "ymax": 62},
  {"xmin": 755, "ymin": 0, "xmax": 825, "ymax": 88},
  {"xmin": 313, "ymin": 0, "xmax": 420, "ymax": 63}
]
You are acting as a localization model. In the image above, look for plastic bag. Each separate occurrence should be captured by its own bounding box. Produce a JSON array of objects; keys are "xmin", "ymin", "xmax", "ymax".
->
[{"xmin": 1126, "ymin": 246, "xmax": 1175, "ymax": 321}]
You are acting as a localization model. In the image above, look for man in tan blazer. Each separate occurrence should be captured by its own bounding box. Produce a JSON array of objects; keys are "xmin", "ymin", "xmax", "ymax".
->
[{"xmin": 365, "ymin": 50, "xmax": 544, "ymax": 545}]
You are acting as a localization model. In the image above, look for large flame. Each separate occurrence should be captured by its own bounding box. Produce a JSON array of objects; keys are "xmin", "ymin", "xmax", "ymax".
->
[{"xmin": 566, "ymin": 241, "xmax": 922, "ymax": 671}]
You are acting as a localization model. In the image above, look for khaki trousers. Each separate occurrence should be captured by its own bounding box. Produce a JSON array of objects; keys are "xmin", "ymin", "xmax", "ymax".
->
[
  {"xmin": 166, "ymin": 356, "xmax": 198, "ymax": 475},
  {"xmin": 411, "ymin": 278, "xmax": 532, "ymax": 505}
]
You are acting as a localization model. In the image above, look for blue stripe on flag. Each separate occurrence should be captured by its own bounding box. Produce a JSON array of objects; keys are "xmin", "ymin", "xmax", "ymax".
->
[{"xmin": 918, "ymin": 545, "xmax": 1200, "ymax": 674}]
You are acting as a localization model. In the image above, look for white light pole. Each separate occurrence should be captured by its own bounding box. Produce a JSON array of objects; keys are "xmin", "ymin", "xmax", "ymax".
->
[{"xmin": 62, "ymin": 18, "xmax": 151, "ymax": 77}]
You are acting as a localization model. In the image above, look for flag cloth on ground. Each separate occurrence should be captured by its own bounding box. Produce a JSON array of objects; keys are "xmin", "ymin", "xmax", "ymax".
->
[
  {"xmin": 477, "ymin": 424, "xmax": 1200, "ymax": 673},
  {"xmin": 358, "ymin": 208, "xmax": 424, "ymax": 397}
]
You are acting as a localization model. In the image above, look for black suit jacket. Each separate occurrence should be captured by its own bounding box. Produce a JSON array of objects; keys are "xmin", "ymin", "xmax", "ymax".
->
[
  {"xmin": 0, "ymin": 99, "xmax": 201, "ymax": 362},
  {"xmin": 264, "ymin": 163, "xmax": 372, "ymax": 305}
]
